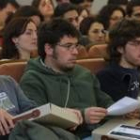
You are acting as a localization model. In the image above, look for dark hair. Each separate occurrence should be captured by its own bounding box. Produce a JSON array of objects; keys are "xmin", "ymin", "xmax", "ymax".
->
[
  {"xmin": 0, "ymin": 0, "xmax": 19, "ymax": 10},
  {"xmin": 80, "ymin": 16, "xmax": 104, "ymax": 35},
  {"xmin": 69, "ymin": 0, "xmax": 93, "ymax": 5},
  {"xmin": 98, "ymin": 4, "xmax": 126, "ymax": 29},
  {"xmin": 69, "ymin": 0, "xmax": 84, "ymax": 4},
  {"xmin": 108, "ymin": 18, "xmax": 140, "ymax": 63},
  {"xmin": 32, "ymin": 0, "xmax": 40, "ymax": 8},
  {"xmin": 2, "ymin": 17, "xmax": 34, "ymax": 59},
  {"xmin": 77, "ymin": 5, "xmax": 89, "ymax": 16},
  {"xmin": 32, "ymin": 0, "xmax": 53, "ymax": 9},
  {"xmin": 13, "ymin": 6, "xmax": 43, "ymax": 22},
  {"xmin": 108, "ymin": 0, "xmax": 128, "ymax": 5},
  {"xmin": 37, "ymin": 18, "xmax": 80, "ymax": 60},
  {"xmin": 126, "ymin": 0, "xmax": 140, "ymax": 17},
  {"xmin": 54, "ymin": 3, "xmax": 78, "ymax": 17}
]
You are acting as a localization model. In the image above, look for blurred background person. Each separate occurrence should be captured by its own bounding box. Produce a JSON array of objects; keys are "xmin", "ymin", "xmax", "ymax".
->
[
  {"xmin": 54, "ymin": 3, "xmax": 79, "ymax": 29},
  {"xmin": 1, "ymin": 17, "xmax": 37, "ymax": 60},
  {"xmin": 70, "ymin": 0, "xmax": 93, "ymax": 13},
  {"xmin": 54, "ymin": 2, "xmax": 90, "ymax": 47},
  {"xmin": 77, "ymin": 5, "xmax": 89, "ymax": 25},
  {"xmin": 12, "ymin": 5, "xmax": 43, "ymax": 27},
  {"xmin": 32, "ymin": 0, "xmax": 54, "ymax": 22},
  {"xmin": 0, "ymin": 0, "xmax": 19, "ymax": 31},
  {"xmin": 0, "ymin": 0, "xmax": 19, "ymax": 47},
  {"xmin": 97, "ymin": 4, "xmax": 126, "ymax": 30},
  {"xmin": 80, "ymin": 16, "xmax": 106, "ymax": 47},
  {"xmin": 107, "ymin": 0, "xmax": 128, "ymax": 11},
  {"xmin": 126, "ymin": 0, "xmax": 140, "ymax": 21}
]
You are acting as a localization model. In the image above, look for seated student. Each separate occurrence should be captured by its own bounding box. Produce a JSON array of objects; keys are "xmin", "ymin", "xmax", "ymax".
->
[
  {"xmin": 12, "ymin": 5, "xmax": 43, "ymax": 27},
  {"xmin": 97, "ymin": 4, "xmax": 125, "ymax": 30},
  {"xmin": 32, "ymin": 0, "xmax": 54, "ymax": 22},
  {"xmin": 20, "ymin": 18, "xmax": 114, "ymax": 140},
  {"xmin": 1, "ymin": 17, "xmax": 37, "ymax": 60},
  {"xmin": 80, "ymin": 16, "xmax": 106, "ymax": 45},
  {"xmin": 97, "ymin": 18, "xmax": 140, "ymax": 102},
  {"xmin": 0, "ymin": 76, "xmax": 36, "ymax": 140},
  {"xmin": 54, "ymin": 3, "xmax": 90, "ymax": 47},
  {"xmin": 0, "ymin": 76, "xmax": 82, "ymax": 140},
  {"xmin": 0, "ymin": 0, "xmax": 19, "ymax": 47},
  {"xmin": 126, "ymin": 0, "xmax": 140, "ymax": 22}
]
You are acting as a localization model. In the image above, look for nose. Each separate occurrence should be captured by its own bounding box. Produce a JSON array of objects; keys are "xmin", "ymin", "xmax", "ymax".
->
[
  {"xmin": 72, "ymin": 20, "xmax": 79, "ymax": 29},
  {"xmin": 33, "ymin": 31, "xmax": 37, "ymax": 39},
  {"xmin": 72, "ymin": 47, "xmax": 79, "ymax": 55},
  {"xmin": 99, "ymin": 31, "xmax": 104, "ymax": 37},
  {"xmin": 98, "ymin": 32, "xmax": 105, "ymax": 40},
  {"xmin": 46, "ymin": 3, "xmax": 53, "ymax": 10}
]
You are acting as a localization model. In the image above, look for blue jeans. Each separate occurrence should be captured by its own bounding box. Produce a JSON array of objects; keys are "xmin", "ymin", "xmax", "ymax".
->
[{"xmin": 82, "ymin": 136, "xmax": 93, "ymax": 140}]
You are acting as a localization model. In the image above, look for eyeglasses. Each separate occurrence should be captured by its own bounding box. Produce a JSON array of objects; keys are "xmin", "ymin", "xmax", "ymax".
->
[
  {"xmin": 128, "ymin": 40, "xmax": 140, "ymax": 47},
  {"xmin": 57, "ymin": 43, "xmax": 81, "ymax": 51}
]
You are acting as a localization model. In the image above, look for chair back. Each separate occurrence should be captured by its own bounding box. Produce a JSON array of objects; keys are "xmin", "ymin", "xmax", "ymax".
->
[
  {"xmin": 77, "ymin": 46, "xmax": 89, "ymax": 59},
  {"xmin": 88, "ymin": 44, "xmax": 109, "ymax": 60},
  {"xmin": 0, "ymin": 61, "xmax": 27, "ymax": 82},
  {"xmin": 76, "ymin": 58, "xmax": 107, "ymax": 74}
]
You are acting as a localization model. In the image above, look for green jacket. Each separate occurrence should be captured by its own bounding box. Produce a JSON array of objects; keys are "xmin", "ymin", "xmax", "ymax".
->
[
  {"xmin": 20, "ymin": 57, "xmax": 113, "ymax": 138},
  {"xmin": 9, "ymin": 120, "xmax": 80, "ymax": 140}
]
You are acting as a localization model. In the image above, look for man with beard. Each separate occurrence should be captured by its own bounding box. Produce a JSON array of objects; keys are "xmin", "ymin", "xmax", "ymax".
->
[{"xmin": 20, "ymin": 18, "xmax": 113, "ymax": 140}]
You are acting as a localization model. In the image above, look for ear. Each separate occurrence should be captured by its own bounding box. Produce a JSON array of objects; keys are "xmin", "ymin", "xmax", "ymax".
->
[
  {"xmin": 12, "ymin": 37, "xmax": 18, "ymax": 45},
  {"xmin": 44, "ymin": 43, "xmax": 53, "ymax": 56},
  {"xmin": 117, "ymin": 46, "xmax": 124, "ymax": 54}
]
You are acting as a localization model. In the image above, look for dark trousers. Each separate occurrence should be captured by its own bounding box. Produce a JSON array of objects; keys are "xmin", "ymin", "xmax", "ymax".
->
[{"xmin": 0, "ymin": 135, "xmax": 9, "ymax": 140}]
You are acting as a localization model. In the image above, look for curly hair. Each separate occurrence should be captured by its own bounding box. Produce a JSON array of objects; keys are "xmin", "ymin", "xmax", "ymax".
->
[
  {"xmin": 38, "ymin": 18, "xmax": 80, "ymax": 60},
  {"xmin": 108, "ymin": 18, "xmax": 140, "ymax": 63},
  {"xmin": 126, "ymin": 0, "xmax": 140, "ymax": 17},
  {"xmin": 98, "ymin": 4, "xmax": 125, "ymax": 30},
  {"xmin": 80, "ymin": 16, "xmax": 104, "ymax": 35}
]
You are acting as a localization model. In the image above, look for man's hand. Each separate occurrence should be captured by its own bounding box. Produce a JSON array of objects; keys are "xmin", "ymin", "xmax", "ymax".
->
[
  {"xmin": 0, "ymin": 109, "xmax": 15, "ymax": 135},
  {"xmin": 84, "ymin": 107, "xmax": 107, "ymax": 124},
  {"xmin": 65, "ymin": 108, "xmax": 83, "ymax": 130}
]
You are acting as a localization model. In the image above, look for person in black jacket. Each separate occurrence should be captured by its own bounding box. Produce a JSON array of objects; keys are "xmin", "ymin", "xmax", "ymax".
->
[{"xmin": 97, "ymin": 18, "xmax": 140, "ymax": 102}]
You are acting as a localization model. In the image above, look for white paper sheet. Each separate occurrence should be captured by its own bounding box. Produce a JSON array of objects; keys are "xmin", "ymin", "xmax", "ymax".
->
[{"xmin": 107, "ymin": 97, "xmax": 140, "ymax": 116}]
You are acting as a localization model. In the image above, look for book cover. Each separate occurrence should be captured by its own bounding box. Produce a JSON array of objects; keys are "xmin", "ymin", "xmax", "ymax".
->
[
  {"xmin": 109, "ymin": 124, "xmax": 140, "ymax": 139},
  {"xmin": 13, "ymin": 103, "xmax": 79, "ymax": 129}
]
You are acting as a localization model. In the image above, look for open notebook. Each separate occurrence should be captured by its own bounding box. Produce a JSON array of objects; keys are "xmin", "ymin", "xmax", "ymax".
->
[{"xmin": 13, "ymin": 103, "xmax": 79, "ymax": 129}]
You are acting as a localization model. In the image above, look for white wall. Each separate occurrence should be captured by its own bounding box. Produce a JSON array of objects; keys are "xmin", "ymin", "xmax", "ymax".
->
[
  {"xmin": 90, "ymin": 0, "xmax": 108, "ymax": 15},
  {"xmin": 16, "ymin": 0, "xmax": 57, "ymax": 7},
  {"xmin": 16, "ymin": 0, "xmax": 33, "ymax": 6}
]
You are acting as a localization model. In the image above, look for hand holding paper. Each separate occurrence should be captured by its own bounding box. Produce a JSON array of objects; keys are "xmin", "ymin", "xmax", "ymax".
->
[{"xmin": 107, "ymin": 97, "xmax": 140, "ymax": 116}]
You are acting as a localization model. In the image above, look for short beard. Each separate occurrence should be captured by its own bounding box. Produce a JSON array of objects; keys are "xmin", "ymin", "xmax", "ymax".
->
[{"xmin": 52, "ymin": 49, "xmax": 74, "ymax": 73}]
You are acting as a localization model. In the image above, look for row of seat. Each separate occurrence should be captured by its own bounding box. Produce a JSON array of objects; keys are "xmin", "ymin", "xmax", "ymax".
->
[
  {"xmin": 0, "ymin": 44, "xmax": 108, "ymax": 82},
  {"xmin": 0, "ymin": 44, "xmax": 108, "ymax": 61},
  {"xmin": 77, "ymin": 44, "xmax": 109, "ymax": 60},
  {"xmin": 0, "ymin": 58, "xmax": 107, "ymax": 82}
]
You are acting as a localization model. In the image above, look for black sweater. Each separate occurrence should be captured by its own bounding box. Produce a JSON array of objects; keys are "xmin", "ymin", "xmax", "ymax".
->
[{"xmin": 96, "ymin": 63, "xmax": 140, "ymax": 101}]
